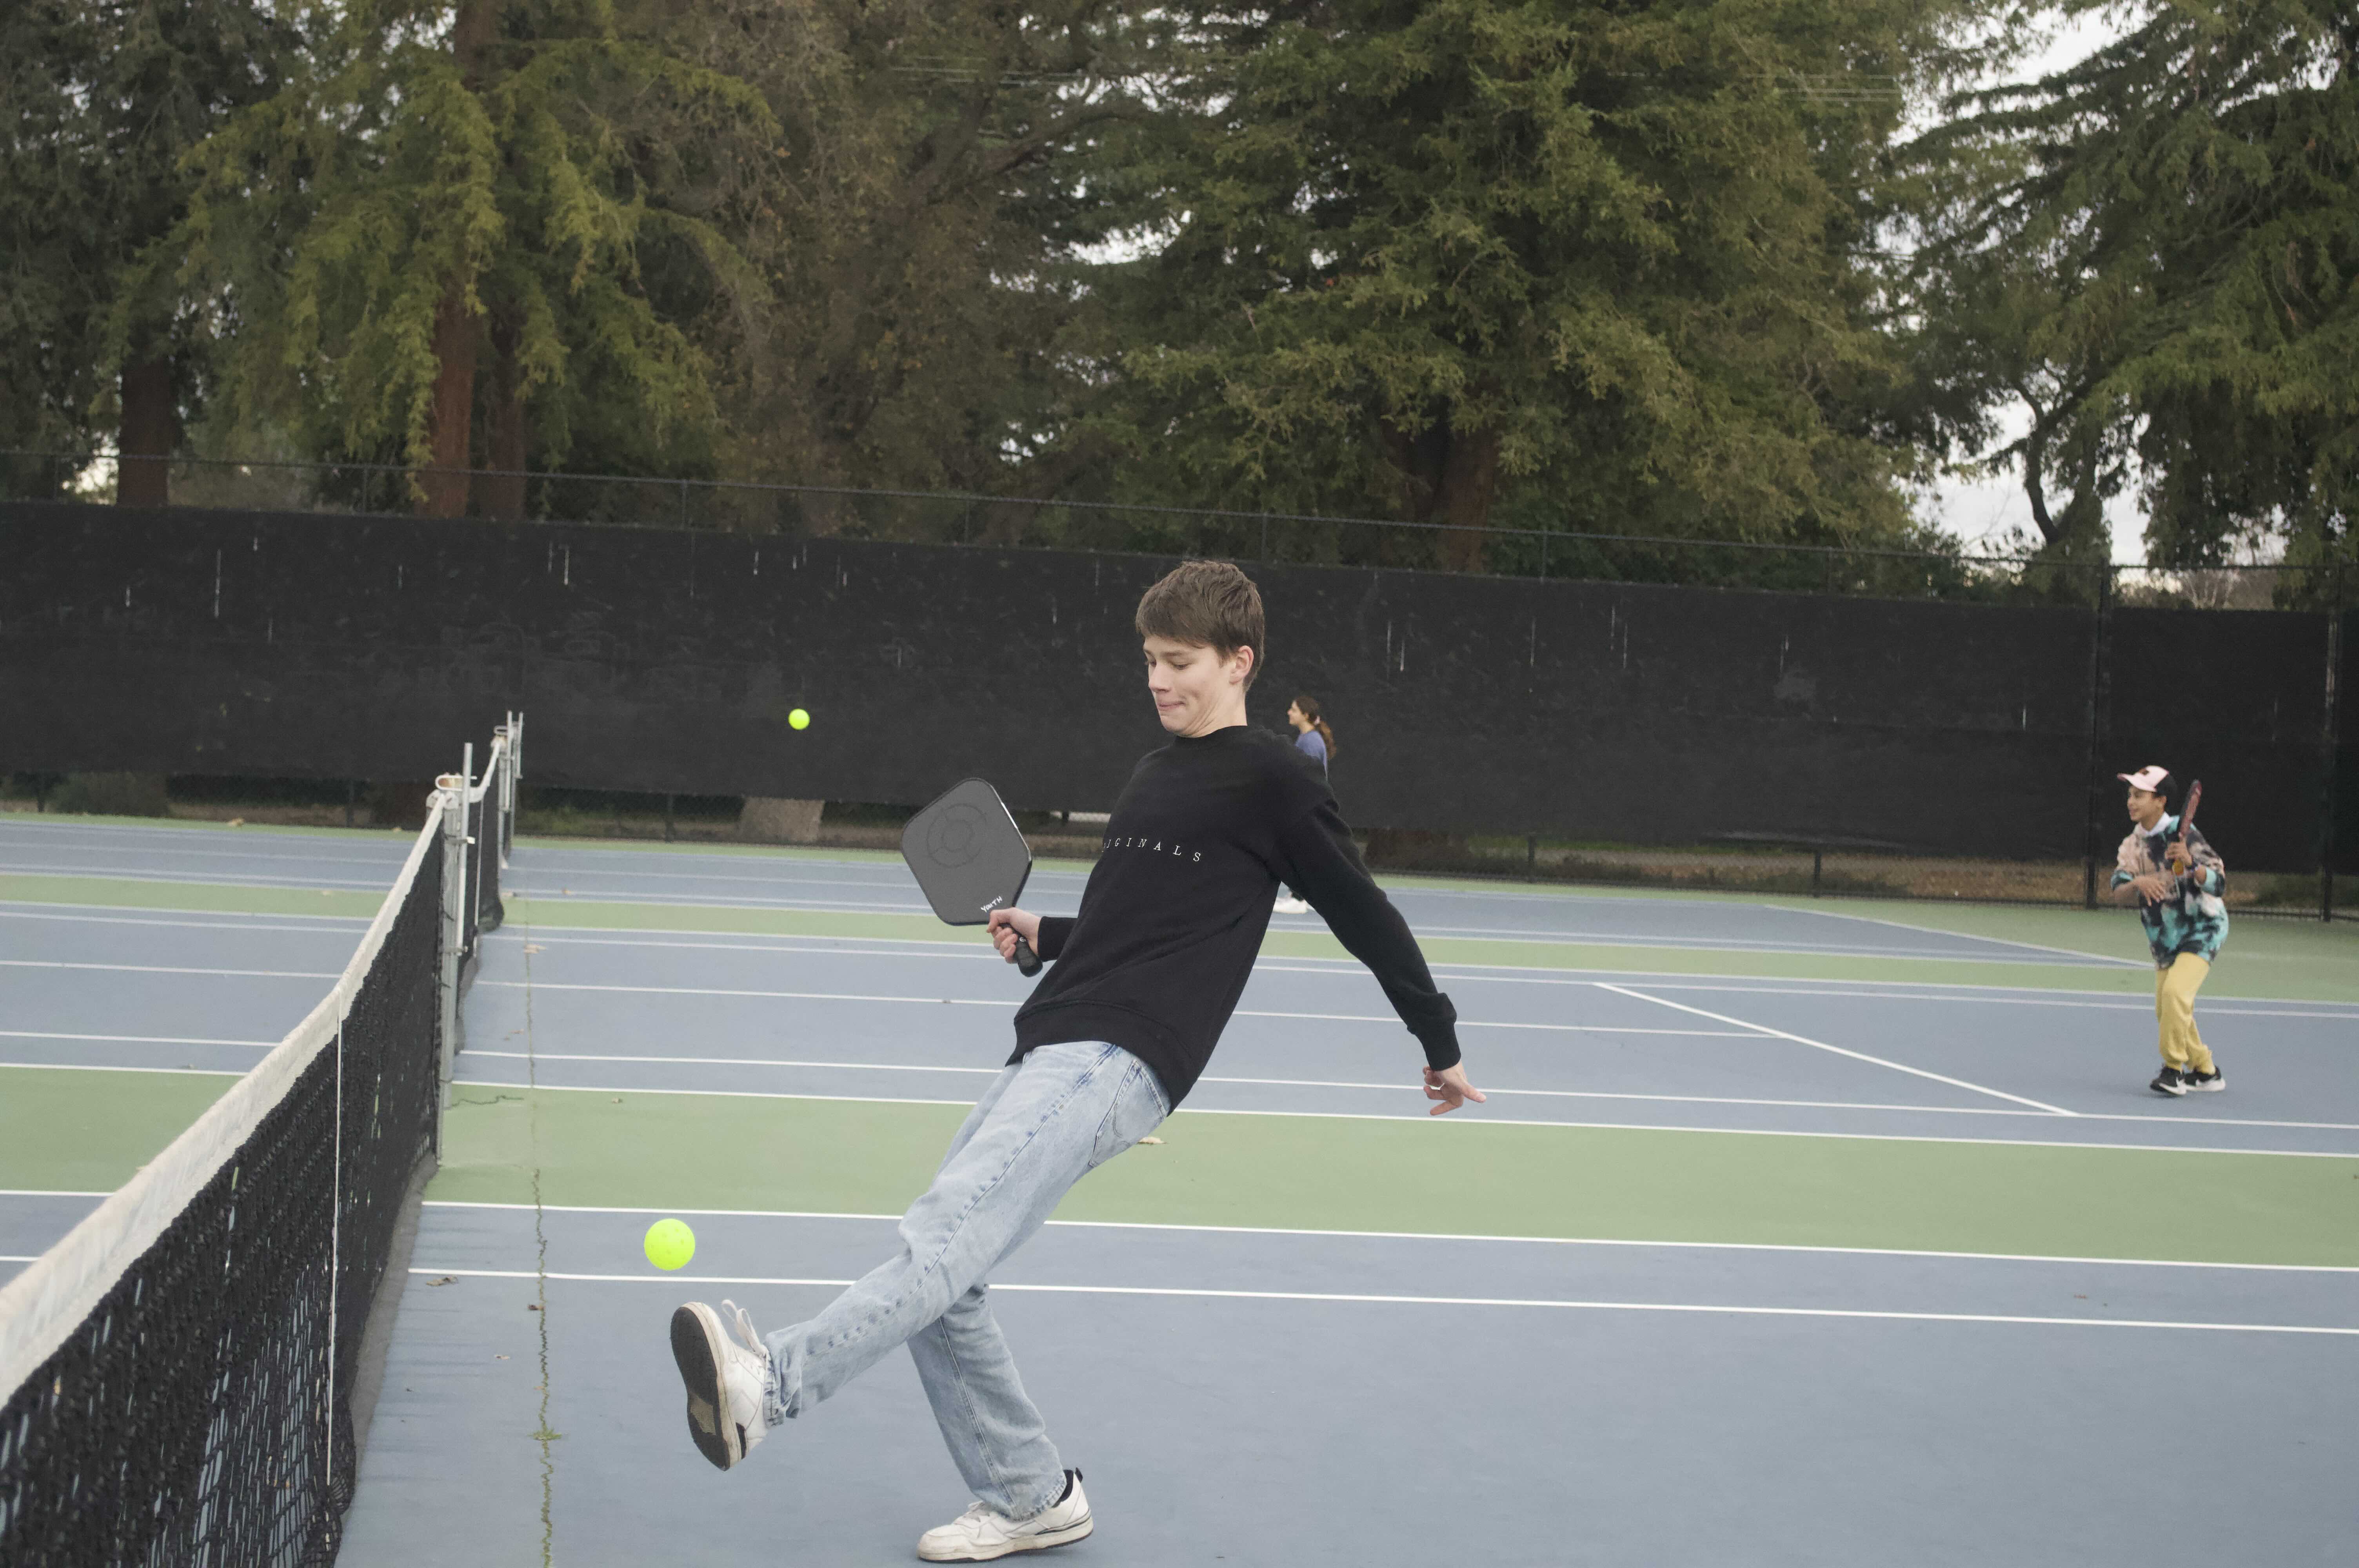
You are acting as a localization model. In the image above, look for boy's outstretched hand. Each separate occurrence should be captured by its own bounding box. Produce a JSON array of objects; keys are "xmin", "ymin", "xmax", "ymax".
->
[
  {"xmin": 1422, "ymin": 1063, "xmax": 1486, "ymax": 1115},
  {"xmin": 987, "ymin": 907, "xmax": 1042, "ymax": 964}
]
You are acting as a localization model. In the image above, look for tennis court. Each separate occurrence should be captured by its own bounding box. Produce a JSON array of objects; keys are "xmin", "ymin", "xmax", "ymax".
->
[{"xmin": 4, "ymin": 815, "xmax": 2356, "ymax": 1564}]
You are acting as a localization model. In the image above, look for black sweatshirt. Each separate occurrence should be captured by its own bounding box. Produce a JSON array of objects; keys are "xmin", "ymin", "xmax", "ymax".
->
[{"xmin": 1011, "ymin": 725, "xmax": 1460, "ymax": 1105}]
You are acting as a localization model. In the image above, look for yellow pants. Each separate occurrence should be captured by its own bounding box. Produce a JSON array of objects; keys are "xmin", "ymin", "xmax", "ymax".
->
[{"xmin": 2155, "ymin": 954, "xmax": 2215, "ymax": 1073}]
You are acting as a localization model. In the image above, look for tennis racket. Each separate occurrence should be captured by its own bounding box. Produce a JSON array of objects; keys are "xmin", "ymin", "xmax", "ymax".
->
[
  {"xmin": 2172, "ymin": 779, "xmax": 2203, "ymax": 872},
  {"xmin": 901, "ymin": 778, "xmax": 1042, "ymax": 975}
]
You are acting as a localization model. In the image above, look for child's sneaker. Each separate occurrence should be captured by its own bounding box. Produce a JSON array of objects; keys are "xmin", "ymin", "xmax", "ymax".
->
[
  {"xmin": 917, "ymin": 1470, "xmax": 1092, "ymax": 1561},
  {"xmin": 2183, "ymin": 1066, "xmax": 2225, "ymax": 1092},
  {"xmin": 2149, "ymin": 1066, "xmax": 2187, "ymax": 1096},
  {"xmin": 669, "ymin": 1299, "xmax": 773, "ymax": 1470}
]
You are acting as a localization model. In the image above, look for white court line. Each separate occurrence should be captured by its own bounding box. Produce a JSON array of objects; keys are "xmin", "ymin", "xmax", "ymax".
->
[
  {"xmin": 481, "ymin": 980, "xmax": 1757, "ymax": 1037},
  {"xmin": 0, "ymin": 862, "xmax": 391, "ymax": 892},
  {"xmin": 0, "ymin": 1029, "xmax": 280, "ymax": 1048},
  {"xmin": 0, "ymin": 900, "xmax": 369, "ymax": 927},
  {"xmin": 1596, "ymin": 983, "xmax": 2077, "ymax": 1116},
  {"xmin": 421, "ymin": 1200, "xmax": 2359, "ymax": 1273},
  {"xmin": 0, "ymin": 907, "xmax": 371, "ymax": 937},
  {"xmin": 1779, "ymin": 903, "xmax": 2149, "ymax": 968},
  {"xmin": 450, "ymin": 1052, "xmax": 2359, "ymax": 1131},
  {"xmin": 462, "ymin": 1051, "xmax": 2010, "ymax": 1114},
  {"xmin": 403, "ymin": 1266, "xmax": 2359, "ymax": 1336},
  {"xmin": 0, "ymin": 841, "xmax": 403, "ymax": 870},
  {"xmin": 405, "ymin": 918, "xmax": 2359, "ymax": 1016},
  {"xmin": 0, "ymin": 959, "xmax": 340, "ymax": 979},
  {"xmin": 0, "ymin": 1063, "xmax": 239, "ymax": 1077},
  {"xmin": 484, "ymin": 980, "xmax": 1016, "ymax": 1007},
  {"xmin": 513, "ymin": 888, "xmax": 935, "ymax": 916},
  {"xmin": 443, "ymin": 1080, "xmax": 2359, "ymax": 1157},
  {"xmin": 1284, "ymin": 916, "xmax": 2125, "ymax": 965},
  {"xmin": 0, "ymin": 1190, "xmax": 113, "ymax": 1199}
]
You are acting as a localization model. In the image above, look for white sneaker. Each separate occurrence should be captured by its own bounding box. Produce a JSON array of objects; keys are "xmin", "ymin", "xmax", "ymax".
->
[
  {"xmin": 917, "ymin": 1470, "xmax": 1093, "ymax": 1561},
  {"xmin": 1273, "ymin": 897, "xmax": 1311, "ymax": 914},
  {"xmin": 669, "ymin": 1299, "xmax": 772, "ymax": 1470}
]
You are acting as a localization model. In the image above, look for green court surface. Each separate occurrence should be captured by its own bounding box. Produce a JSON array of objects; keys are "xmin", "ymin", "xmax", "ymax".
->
[{"xmin": 428, "ymin": 1085, "xmax": 2359, "ymax": 1267}]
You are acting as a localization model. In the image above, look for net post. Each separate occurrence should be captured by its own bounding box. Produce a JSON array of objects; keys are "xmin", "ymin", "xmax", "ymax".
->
[{"xmin": 435, "ymin": 771, "xmax": 467, "ymax": 1154}]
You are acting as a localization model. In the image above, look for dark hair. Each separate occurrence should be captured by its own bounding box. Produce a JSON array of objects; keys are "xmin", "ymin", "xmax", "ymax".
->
[
  {"xmin": 1292, "ymin": 693, "xmax": 1336, "ymax": 761},
  {"xmin": 2150, "ymin": 772, "xmax": 2179, "ymax": 811},
  {"xmin": 1136, "ymin": 560, "xmax": 1265, "ymax": 688}
]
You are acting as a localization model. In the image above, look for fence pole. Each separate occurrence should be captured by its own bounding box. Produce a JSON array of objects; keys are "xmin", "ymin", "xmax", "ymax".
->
[
  {"xmin": 2323, "ymin": 568, "xmax": 2344, "ymax": 922},
  {"xmin": 2081, "ymin": 564, "xmax": 2115, "ymax": 910}
]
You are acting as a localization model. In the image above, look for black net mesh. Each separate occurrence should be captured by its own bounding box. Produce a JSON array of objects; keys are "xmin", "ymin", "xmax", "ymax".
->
[
  {"xmin": 472, "ymin": 778, "xmax": 505, "ymax": 939},
  {"xmin": 0, "ymin": 844, "xmax": 443, "ymax": 1566}
]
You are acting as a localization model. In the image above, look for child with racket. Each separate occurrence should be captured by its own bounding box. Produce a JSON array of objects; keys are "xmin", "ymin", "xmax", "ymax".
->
[
  {"xmin": 2109, "ymin": 766, "xmax": 2229, "ymax": 1096},
  {"xmin": 667, "ymin": 559, "xmax": 1481, "ymax": 1560}
]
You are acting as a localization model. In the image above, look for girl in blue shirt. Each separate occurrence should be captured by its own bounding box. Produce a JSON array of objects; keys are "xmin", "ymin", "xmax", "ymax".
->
[
  {"xmin": 1276, "ymin": 697, "xmax": 1336, "ymax": 912},
  {"xmin": 1287, "ymin": 694, "xmax": 1334, "ymax": 774}
]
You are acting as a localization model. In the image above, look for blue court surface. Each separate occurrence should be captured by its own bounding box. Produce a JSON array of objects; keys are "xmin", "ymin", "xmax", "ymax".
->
[{"xmin": 4, "ymin": 817, "xmax": 2356, "ymax": 1565}]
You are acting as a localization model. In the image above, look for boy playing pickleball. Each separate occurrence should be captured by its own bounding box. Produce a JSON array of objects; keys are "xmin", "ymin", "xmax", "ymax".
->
[
  {"xmin": 667, "ymin": 560, "xmax": 1482, "ymax": 1560},
  {"xmin": 2108, "ymin": 765, "xmax": 2229, "ymax": 1096}
]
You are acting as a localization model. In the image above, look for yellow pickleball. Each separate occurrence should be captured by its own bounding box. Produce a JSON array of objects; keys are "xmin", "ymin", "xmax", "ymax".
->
[
  {"xmin": 788, "ymin": 708, "xmax": 811, "ymax": 730},
  {"xmin": 643, "ymin": 1218, "xmax": 696, "ymax": 1272}
]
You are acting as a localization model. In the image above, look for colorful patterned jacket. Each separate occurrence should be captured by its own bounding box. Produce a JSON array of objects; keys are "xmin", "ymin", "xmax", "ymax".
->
[{"xmin": 2111, "ymin": 816, "xmax": 2229, "ymax": 967}]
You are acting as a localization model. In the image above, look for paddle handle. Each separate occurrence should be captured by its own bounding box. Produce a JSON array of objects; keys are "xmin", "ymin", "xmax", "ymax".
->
[{"xmin": 1013, "ymin": 936, "xmax": 1041, "ymax": 976}]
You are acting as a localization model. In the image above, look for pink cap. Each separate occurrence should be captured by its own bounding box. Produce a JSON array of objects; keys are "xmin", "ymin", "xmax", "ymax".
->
[{"xmin": 2117, "ymin": 765, "xmax": 2171, "ymax": 792}]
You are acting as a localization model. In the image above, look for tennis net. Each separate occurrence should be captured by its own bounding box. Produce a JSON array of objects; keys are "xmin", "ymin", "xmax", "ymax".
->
[{"xmin": 0, "ymin": 719, "xmax": 520, "ymax": 1566}]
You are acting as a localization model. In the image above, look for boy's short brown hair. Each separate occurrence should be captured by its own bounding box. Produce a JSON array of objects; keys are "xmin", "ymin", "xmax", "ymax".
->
[{"xmin": 1136, "ymin": 560, "xmax": 1265, "ymax": 688}]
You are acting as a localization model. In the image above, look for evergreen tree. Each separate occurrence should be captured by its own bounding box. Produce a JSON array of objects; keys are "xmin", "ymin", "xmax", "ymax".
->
[
  {"xmin": 1078, "ymin": 0, "xmax": 1974, "ymax": 566},
  {"xmin": 1901, "ymin": 0, "xmax": 2357, "ymax": 580},
  {"xmin": 679, "ymin": 0, "xmax": 1168, "ymax": 499},
  {"xmin": 173, "ymin": 0, "xmax": 774, "ymax": 515},
  {"xmin": 2, "ymin": 0, "xmax": 289, "ymax": 501}
]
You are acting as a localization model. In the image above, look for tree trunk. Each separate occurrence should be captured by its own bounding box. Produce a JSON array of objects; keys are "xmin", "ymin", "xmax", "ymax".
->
[
  {"xmin": 117, "ymin": 358, "xmax": 176, "ymax": 507},
  {"xmin": 1435, "ymin": 426, "xmax": 1501, "ymax": 573},
  {"xmin": 1384, "ymin": 415, "xmax": 1501, "ymax": 572},
  {"xmin": 478, "ymin": 315, "xmax": 527, "ymax": 521},
  {"xmin": 420, "ymin": 0, "xmax": 498, "ymax": 520},
  {"xmin": 420, "ymin": 284, "xmax": 479, "ymax": 517}
]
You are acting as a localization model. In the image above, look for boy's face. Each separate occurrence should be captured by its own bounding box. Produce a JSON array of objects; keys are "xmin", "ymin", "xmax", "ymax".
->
[
  {"xmin": 1143, "ymin": 635, "xmax": 1252, "ymax": 735},
  {"xmin": 2126, "ymin": 786, "xmax": 2166, "ymax": 828}
]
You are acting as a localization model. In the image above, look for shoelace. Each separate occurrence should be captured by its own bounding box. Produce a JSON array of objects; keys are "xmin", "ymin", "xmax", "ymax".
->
[{"xmin": 720, "ymin": 1299, "xmax": 764, "ymax": 1355}]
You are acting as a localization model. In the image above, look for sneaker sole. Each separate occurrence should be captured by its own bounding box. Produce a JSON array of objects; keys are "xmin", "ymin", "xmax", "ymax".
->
[
  {"xmin": 917, "ymin": 1515, "xmax": 1093, "ymax": 1563},
  {"xmin": 2151, "ymin": 1082, "xmax": 2186, "ymax": 1096},
  {"xmin": 670, "ymin": 1304, "xmax": 742, "ymax": 1472},
  {"xmin": 2185, "ymin": 1078, "xmax": 2226, "ymax": 1091}
]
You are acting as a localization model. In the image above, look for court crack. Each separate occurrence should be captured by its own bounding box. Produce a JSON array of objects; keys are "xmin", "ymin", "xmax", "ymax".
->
[{"xmin": 520, "ymin": 911, "xmax": 562, "ymax": 1566}]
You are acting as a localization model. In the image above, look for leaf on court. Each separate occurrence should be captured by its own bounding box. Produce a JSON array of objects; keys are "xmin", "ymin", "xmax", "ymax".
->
[
  {"xmin": 527, "ymin": 1304, "xmax": 542, "ymax": 1312},
  {"xmin": 1137, "ymin": 1136, "xmax": 1163, "ymax": 1145},
  {"xmin": 495, "ymin": 1355, "xmax": 509, "ymax": 1361},
  {"xmin": 523, "ymin": 944, "xmax": 544, "ymax": 953},
  {"xmin": 426, "ymin": 1276, "xmax": 457, "ymax": 1287},
  {"xmin": 226, "ymin": 817, "xmax": 244, "ymax": 828}
]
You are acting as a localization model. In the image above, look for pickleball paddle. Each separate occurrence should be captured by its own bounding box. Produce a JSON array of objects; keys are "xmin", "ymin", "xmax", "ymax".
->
[{"xmin": 901, "ymin": 778, "xmax": 1041, "ymax": 975}]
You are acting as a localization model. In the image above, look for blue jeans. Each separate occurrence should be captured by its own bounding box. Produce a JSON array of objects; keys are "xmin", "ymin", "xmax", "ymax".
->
[{"xmin": 760, "ymin": 1041, "xmax": 1170, "ymax": 1518}]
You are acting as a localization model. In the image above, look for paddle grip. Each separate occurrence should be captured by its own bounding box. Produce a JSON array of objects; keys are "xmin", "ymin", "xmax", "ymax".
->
[{"xmin": 1014, "ymin": 936, "xmax": 1042, "ymax": 976}]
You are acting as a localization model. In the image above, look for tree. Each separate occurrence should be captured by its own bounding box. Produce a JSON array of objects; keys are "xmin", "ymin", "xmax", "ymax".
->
[
  {"xmin": 1078, "ymin": 0, "xmax": 1974, "ymax": 566},
  {"xmin": 1900, "ymin": 0, "xmax": 2358, "ymax": 580},
  {"xmin": 676, "ymin": 0, "xmax": 1167, "ymax": 501},
  {"xmin": 2, "ymin": 0, "xmax": 289, "ymax": 501},
  {"xmin": 173, "ymin": 0, "xmax": 774, "ymax": 515}
]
